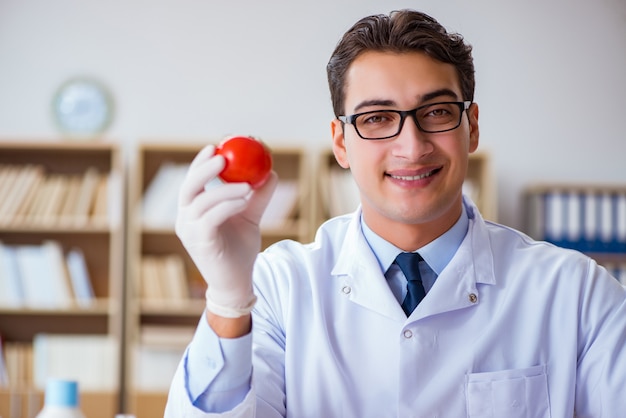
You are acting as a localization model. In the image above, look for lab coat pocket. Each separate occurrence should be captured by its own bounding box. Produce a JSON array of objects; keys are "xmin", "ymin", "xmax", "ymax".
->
[{"xmin": 465, "ymin": 364, "xmax": 550, "ymax": 418}]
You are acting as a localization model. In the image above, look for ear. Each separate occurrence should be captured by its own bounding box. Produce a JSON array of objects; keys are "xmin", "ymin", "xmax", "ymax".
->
[
  {"xmin": 331, "ymin": 119, "xmax": 350, "ymax": 169},
  {"xmin": 467, "ymin": 103, "xmax": 480, "ymax": 153}
]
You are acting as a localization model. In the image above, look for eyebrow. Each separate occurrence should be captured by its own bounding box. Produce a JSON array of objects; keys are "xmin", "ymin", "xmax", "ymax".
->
[{"xmin": 352, "ymin": 88, "xmax": 460, "ymax": 114}]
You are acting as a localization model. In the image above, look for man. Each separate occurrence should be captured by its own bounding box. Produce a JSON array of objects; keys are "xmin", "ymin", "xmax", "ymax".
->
[{"xmin": 166, "ymin": 9, "xmax": 626, "ymax": 417}]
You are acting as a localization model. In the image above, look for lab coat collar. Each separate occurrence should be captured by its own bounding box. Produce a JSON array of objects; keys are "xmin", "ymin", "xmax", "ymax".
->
[{"xmin": 331, "ymin": 196, "xmax": 497, "ymax": 322}]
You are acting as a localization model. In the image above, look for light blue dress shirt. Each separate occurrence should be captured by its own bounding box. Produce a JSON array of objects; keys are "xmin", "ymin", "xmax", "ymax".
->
[
  {"xmin": 362, "ymin": 203, "xmax": 469, "ymax": 302},
  {"xmin": 165, "ymin": 197, "xmax": 626, "ymax": 417}
]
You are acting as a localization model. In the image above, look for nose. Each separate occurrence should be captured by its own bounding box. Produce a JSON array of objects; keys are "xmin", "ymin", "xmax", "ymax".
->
[{"xmin": 394, "ymin": 114, "xmax": 433, "ymax": 157}]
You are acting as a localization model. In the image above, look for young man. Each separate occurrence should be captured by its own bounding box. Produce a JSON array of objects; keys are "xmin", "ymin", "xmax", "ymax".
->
[{"xmin": 166, "ymin": 9, "xmax": 626, "ymax": 417}]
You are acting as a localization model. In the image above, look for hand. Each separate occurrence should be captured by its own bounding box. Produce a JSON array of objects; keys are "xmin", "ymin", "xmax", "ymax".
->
[{"xmin": 176, "ymin": 144, "xmax": 278, "ymax": 317}]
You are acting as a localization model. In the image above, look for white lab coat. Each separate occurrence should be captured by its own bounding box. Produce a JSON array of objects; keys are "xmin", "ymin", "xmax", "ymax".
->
[{"xmin": 166, "ymin": 197, "xmax": 626, "ymax": 417}]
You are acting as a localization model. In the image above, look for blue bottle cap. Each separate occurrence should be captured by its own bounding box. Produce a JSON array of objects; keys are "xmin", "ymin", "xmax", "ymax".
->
[{"xmin": 45, "ymin": 379, "xmax": 79, "ymax": 407}]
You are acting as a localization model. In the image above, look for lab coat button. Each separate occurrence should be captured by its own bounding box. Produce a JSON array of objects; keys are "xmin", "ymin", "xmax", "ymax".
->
[
  {"xmin": 341, "ymin": 285, "xmax": 351, "ymax": 295},
  {"xmin": 403, "ymin": 330, "xmax": 413, "ymax": 339},
  {"xmin": 468, "ymin": 293, "xmax": 478, "ymax": 303}
]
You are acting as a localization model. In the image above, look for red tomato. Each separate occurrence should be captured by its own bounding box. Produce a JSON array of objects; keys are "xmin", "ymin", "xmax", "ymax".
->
[{"xmin": 215, "ymin": 135, "xmax": 272, "ymax": 188}]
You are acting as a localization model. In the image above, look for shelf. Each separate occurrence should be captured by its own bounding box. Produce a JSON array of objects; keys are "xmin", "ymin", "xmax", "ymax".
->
[
  {"xmin": 0, "ymin": 389, "xmax": 118, "ymax": 418},
  {"xmin": 522, "ymin": 183, "xmax": 626, "ymax": 283},
  {"xmin": 0, "ymin": 140, "xmax": 124, "ymax": 413},
  {"xmin": 123, "ymin": 140, "xmax": 311, "ymax": 414}
]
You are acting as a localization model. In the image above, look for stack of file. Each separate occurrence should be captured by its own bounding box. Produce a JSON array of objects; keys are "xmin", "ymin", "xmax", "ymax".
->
[{"xmin": 525, "ymin": 187, "xmax": 626, "ymax": 253}]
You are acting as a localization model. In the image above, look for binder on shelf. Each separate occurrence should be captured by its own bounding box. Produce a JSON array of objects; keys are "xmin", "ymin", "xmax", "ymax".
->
[{"xmin": 524, "ymin": 186, "xmax": 626, "ymax": 254}]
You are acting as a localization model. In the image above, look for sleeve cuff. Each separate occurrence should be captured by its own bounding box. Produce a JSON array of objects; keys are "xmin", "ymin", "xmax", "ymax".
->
[{"xmin": 186, "ymin": 315, "xmax": 253, "ymax": 403}]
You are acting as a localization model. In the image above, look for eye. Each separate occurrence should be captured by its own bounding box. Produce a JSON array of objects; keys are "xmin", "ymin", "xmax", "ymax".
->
[
  {"xmin": 359, "ymin": 111, "xmax": 397, "ymax": 125},
  {"xmin": 427, "ymin": 106, "xmax": 452, "ymax": 117},
  {"xmin": 421, "ymin": 103, "xmax": 455, "ymax": 119}
]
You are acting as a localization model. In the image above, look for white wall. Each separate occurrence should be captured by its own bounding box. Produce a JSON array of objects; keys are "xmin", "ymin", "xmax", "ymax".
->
[{"xmin": 1, "ymin": 0, "xmax": 625, "ymax": 229}]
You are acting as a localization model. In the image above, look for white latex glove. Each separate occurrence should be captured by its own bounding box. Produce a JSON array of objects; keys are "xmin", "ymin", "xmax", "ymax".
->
[{"xmin": 175, "ymin": 144, "xmax": 278, "ymax": 317}]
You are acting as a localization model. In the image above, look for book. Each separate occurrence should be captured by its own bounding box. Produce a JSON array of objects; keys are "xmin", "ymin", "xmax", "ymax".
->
[
  {"xmin": 617, "ymin": 193, "xmax": 626, "ymax": 243},
  {"xmin": 583, "ymin": 190, "xmax": 598, "ymax": 243},
  {"xmin": 141, "ymin": 162, "xmax": 189, "ymax": 228},
  {"xmin": 32, "ymin": 334, "xmax": 118, "ymax": 391},
  {"xmin": 65, "ymin": 248, "xmax": 95, "ymax": 307},
  {"xmin": 0, "ymin": 242, "xmax": 23, "ymax": 308},
  {"xmin": 161, "ymin": 254, "xmax": 190, "ymax": 303},
  {"xmin": 57, "ymin": 174, "xmax": 82, "ymax": 225},
  {"xmin": 24, "ymin": 174, "xmax": 56, "ymax": 225},
  {"xmin": 14, "ymin": 244, "xmax": 57, "ymax": 309},
  {"xmin": 566, "ymin": 191, "xmax": 582, "ymax": 242},
  {"xmin": 14, "ymin": 242, "xmax": 72, "ymax": 309},
  {"xmin": 41, "ymin": 241, "xmax": 73, "ymax": 308},
  {"xmin": 91, "ymin": 173, "xmax": 109, "ymax": 226},
  {"xmin": 106, "ymin": 171, "xmax": 123, "ymax": 228},
  {"xmin": 0, "ymin": 165, "xmax": 19, "ymax": 221},
  {"xmin": 0, "ymin": 165, "xmax": 44, "ymax": 226},
  {"xmin": 544, "ymin": 191, "xmax": 565, "ymax": 242},
  {"xmin": 73, "ymin": 167, "xmax": 100, "ymax": 226},
  {"xmin": 11, "ymin": 167, "xmax": 45, "ymax": 225},
  {"xmin": 140, "ymin": 256, "xmax": 164, "ymax": 302},
  {"xmin": 260, "ymin": 180, "xmax": 300, "ymax": 229},
  {"xmin": 3, "ymin": 341, "xmax": 34, "ymax": 389}
]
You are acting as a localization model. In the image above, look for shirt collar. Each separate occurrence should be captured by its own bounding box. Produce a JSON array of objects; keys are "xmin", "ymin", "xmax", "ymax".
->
[{"xmin": 361, "ymin": 203, "xmax": 469, "ymax": 276}]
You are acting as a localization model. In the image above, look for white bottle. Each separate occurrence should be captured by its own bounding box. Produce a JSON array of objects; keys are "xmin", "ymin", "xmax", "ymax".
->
[{"xmin": 36, "ymin": 379, "xmax": 86, "ymax": 418}]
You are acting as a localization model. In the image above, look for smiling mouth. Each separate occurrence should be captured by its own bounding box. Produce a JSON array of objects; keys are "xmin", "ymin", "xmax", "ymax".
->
[{"xmin": 388, "ymin": 167, "xmax": 441, "ymax": 181}]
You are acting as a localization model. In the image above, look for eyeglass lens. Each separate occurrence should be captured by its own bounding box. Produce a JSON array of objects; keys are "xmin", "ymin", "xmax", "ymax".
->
[{"xmin": 355, "ymin": 102, "xmax": 464, "ymax": 139}]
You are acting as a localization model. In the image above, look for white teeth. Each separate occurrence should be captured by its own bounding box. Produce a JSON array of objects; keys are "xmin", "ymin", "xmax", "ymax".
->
[{"xmin": 391, "ymin": 171, "xmax": 434, "ymax": 181}]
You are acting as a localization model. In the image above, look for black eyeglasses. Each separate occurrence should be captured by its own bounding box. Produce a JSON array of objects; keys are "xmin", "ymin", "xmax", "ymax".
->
[{"xmin": 338, "ymin": 101, "xmax": 471, "ymax": 140}]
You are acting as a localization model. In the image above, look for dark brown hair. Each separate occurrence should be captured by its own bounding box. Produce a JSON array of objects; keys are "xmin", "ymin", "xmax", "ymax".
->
[{"xmin": 326, "ymin": 9, "xmax": 475, "ymax": 117}]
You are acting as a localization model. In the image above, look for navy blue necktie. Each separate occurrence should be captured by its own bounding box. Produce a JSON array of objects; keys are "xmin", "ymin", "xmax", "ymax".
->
[{"xmin": 395, "ymin": 252, "xmax": 426, "ymax": 316}]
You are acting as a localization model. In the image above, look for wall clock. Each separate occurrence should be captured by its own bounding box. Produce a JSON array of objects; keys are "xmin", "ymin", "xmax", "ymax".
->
[{"xmin": 51, "ymin": 76, "xmax": 114, "ymax": 139}]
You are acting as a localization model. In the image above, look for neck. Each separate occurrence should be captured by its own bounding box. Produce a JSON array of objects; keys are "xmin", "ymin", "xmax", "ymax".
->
[{"xmin": 363, "ymin": 197, "xmax": 463, "ymax": 252}]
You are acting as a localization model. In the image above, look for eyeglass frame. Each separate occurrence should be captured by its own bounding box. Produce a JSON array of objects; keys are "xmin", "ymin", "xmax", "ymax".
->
[{"xmin": 338, "ymin": 100, "xmax": 472, "ymax": 140}]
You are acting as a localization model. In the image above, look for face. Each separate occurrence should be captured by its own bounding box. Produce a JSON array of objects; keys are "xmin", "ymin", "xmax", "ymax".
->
[{"xmin": 331, "ymin": 51, "xmax": 479, "ymax": 250}]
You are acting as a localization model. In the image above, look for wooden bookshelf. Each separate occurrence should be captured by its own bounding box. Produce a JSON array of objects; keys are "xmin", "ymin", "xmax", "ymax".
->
[
  {"xmin": 313, "ymin": 149, "xmax": 497, "ymax": 230},
  {"xmin": 0, "ymin": 140, "xmax": 124, "ymax": 417},
  {"xmin": 123, "ymin": 140, "xmax": 310, "ymax": 416}
]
